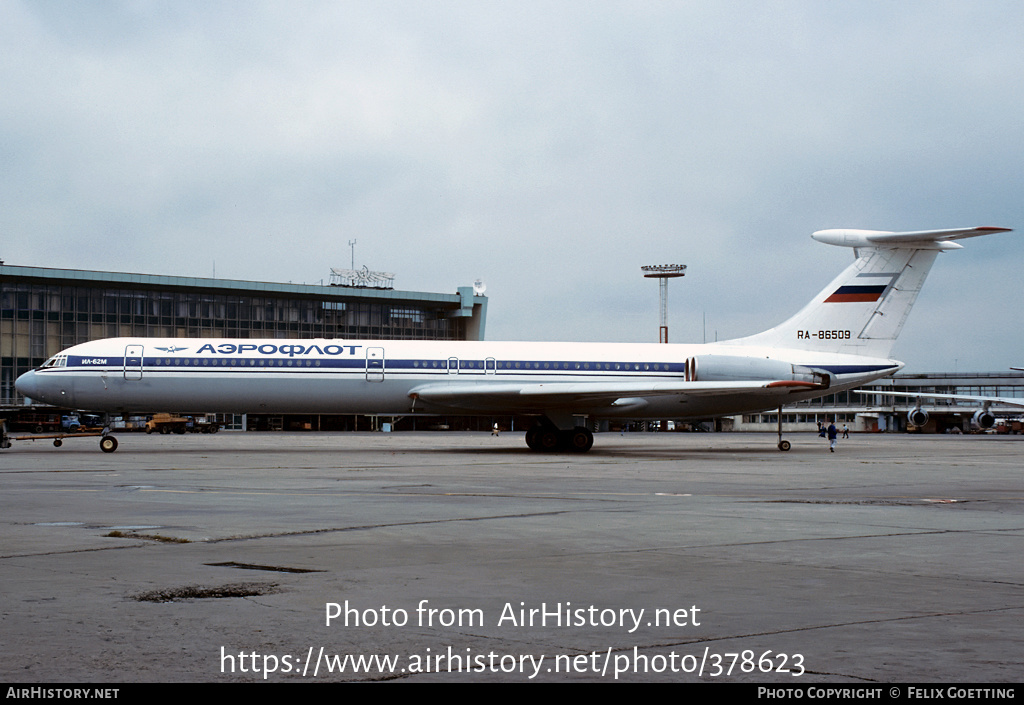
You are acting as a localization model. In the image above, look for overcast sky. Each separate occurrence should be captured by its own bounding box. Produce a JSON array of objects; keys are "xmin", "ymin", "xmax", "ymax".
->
[{"xmin": 2, "ymin": 1, "xmax": 1021, "ymax": 372}]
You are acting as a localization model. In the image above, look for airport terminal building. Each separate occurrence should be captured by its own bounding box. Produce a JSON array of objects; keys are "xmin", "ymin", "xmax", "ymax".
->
[{"xmin": 0, "ymin": 263, "xmax": 487, "ymax": 412}]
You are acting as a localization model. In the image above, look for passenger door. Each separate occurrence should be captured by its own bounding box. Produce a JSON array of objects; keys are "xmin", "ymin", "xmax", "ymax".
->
[
  {"xmin": 366, "ymin": 347, "xmax": 385, "ymax": 382},
  {"xmin": 124, "ymin": 345, "xmax": 144, "ymax": 381}
]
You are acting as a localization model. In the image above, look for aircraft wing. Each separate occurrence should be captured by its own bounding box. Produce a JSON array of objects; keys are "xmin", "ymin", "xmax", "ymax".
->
[
  {"xmin": 410, "ymin": 379, "xmax": 823, "ymax": 412},
  {"xmin": 856, "ymin": 390, "xmax": 1024, "ymax": 408}
]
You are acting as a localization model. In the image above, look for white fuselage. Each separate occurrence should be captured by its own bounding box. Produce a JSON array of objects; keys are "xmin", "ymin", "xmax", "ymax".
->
[{"xmin": 15, "ymin": 337, "xmax": 900, "ymax": 420}]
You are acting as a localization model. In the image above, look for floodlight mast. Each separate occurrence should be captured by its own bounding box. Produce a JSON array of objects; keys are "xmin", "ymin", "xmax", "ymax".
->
[{"xmin": 640, "ymin": 264, "xmax": 686, "ymax": 343}]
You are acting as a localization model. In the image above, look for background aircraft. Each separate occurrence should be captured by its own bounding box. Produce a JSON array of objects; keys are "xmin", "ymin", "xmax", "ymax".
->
[{"xmin": 857, "ymin": 387, "xmax": 1024, "ymax": 430}]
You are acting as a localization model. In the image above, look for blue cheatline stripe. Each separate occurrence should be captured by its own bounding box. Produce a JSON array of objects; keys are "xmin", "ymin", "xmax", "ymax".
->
[
  {"xmin": 814, "ymin": 364, "xmax": 898, "ymax": 375},
  {"xmin": 57, "ymin": 356, "xmax": 896, "ymax": 378},
  {"xmin": 64, "ymin": 356, "xmax": 689, "ymax": 373}
]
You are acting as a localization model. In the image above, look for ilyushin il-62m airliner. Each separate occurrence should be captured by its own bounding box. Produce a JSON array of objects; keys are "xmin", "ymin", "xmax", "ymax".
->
[{"xmin": 11, "ymin": 226, "xmax": 1012, "ymax": 453}]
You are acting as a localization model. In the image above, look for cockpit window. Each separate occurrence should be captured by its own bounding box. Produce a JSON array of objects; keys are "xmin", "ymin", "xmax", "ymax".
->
[{"xmin": 40, "ymin": 354, "xmax": 67, "ymax": 369}]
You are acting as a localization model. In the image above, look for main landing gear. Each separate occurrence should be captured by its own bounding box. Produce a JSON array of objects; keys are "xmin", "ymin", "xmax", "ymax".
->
[{"xmin": 525, "ymin": 424, "xmax": 594, "ymax": 453}]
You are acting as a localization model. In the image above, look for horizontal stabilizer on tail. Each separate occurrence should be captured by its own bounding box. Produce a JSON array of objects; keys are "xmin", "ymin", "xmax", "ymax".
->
[{"xmin": 811, "ymin": 226, "xmax": 1011, "ymax": 250}]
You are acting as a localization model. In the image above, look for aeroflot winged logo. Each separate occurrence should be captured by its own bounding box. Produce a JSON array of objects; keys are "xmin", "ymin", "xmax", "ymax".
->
[{"xmin": 155, "ymin": 346, "xmax": 189, "ymax": 353}]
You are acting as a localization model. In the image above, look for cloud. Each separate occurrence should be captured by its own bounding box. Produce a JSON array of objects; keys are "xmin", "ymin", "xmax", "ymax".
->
[{"xmin": 2, "ymin": 0, "xmax": 1021, "ymax": 369}]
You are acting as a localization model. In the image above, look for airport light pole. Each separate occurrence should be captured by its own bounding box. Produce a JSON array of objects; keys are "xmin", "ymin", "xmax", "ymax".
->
[{"xmin": 641, "ymin": 264, "xmax": 686, "ymax": 343}]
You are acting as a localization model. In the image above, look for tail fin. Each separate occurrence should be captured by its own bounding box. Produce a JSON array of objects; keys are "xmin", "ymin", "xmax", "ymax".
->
[{"xmin": 723, "ymin": 226, "xmax": 1011, "ymax": 359}]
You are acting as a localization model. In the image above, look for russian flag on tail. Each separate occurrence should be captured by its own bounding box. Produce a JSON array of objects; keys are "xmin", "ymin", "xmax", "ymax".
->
[{"xmin": 825, "ymin": 284, "xmax": 887, "ymax": 303}]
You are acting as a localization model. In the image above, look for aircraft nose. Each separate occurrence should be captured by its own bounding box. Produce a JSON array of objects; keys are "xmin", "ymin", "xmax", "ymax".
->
[{"xmin": 15, "ymin": 370, "xmax": 42, "ymax": 402}]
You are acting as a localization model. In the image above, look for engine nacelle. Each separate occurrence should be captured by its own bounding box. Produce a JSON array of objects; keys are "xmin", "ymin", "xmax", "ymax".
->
[
  {"xmin": 687, "ymin": 355, "xmax": 829, "ymax": 388},
  {"xmin": 907, "ymin": 407, "xmax": 929, "ymax": 427},
  {"xmin": 971, "ymin": 408, "xmax": 996, "ymax": 429}
]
